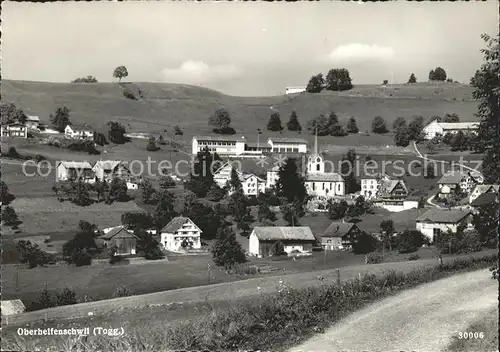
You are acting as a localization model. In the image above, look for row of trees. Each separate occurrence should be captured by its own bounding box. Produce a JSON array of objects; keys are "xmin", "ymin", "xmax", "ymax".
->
[
  {"xmin": 52, "ymin": 179, "xmax": 129, "ymax": 206},
  {"xmin": 306, "ymin": 68, "xmax": 353, "ymax": 93},
  {"xmin": 306, "ymin": 113, "xmax": 358, "ymax": 136}
]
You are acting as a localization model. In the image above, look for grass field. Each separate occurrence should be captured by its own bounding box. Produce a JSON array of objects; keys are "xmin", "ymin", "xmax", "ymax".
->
[{"xmin": 2, "ymin": 80, "xmax": 479, "ymax": 149}]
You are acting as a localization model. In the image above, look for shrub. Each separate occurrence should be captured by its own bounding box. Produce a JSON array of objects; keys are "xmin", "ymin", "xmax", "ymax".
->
[
  {"xmin": 122, "ymin": 88, "xmax": 136, "ymax": 100},
  {"xmin": 113, "ymin": 286, "xmax": 133, "ymax": 298},
  {"xmin": 352, "ymin": 233, "xmax": 379, "ymax": 254},
  {"xmin": 365, "ymin": 252, "xmax": 385, "ymax": 264},
  {"xmin": 395, "ymin": 230, "xmax": 427, "ymax": 253},
  {"xmin": 227, "ymin": 263, "xmax": 260, "ymax": 276},
  {"xmin": 56, "ymin": 287, "xmax": 77, "ymax": 306},
  {"xmin": 407, "ymin": 254, "xmax": 420, "ymax": 261}
]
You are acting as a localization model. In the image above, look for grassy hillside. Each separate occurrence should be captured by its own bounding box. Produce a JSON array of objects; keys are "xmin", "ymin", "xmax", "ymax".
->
[{"xmin": 2, "ymin": 80, "xmax": 479, "ymax": 147}]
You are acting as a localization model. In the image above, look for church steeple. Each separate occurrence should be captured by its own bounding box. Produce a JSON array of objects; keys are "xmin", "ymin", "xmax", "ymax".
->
[
  {"xmin": 308, "ymin": 127, "xmax": 324, "ymax": 173},
  {"xmin": 314, "ymin": 127, "xmax": 318, "ymax": 157}
]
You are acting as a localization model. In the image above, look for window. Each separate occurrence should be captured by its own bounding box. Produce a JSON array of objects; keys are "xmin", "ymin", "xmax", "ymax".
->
[
  {"xmin": 322, "ymin": 183, "xmax": 325, "ymax": 190},
  {"xmin": 316, "ymin": 157, "xmax": 321, "ymax": 162},
  {"xmin": 316, "ymin": 164, "xmax": 320, "ymax": 171}
]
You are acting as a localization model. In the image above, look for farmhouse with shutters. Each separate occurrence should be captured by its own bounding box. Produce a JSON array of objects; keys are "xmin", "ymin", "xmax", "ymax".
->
[{"xmin": 160, "ymin": 217, "xmax": 202, "ymax": 251}]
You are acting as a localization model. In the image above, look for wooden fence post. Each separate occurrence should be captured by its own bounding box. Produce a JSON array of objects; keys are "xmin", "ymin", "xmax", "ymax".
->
[{"xmin": 336, "ymin": 269, "xmax": 340, "ymax": 285}]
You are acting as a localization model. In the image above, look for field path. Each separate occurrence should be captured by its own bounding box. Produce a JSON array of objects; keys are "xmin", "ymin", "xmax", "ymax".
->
[{"xmin": 289, "ymin": 268, "xmax": 498, "ymax": 352}]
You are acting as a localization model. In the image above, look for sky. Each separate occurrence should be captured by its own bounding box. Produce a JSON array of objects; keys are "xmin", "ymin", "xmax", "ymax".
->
[{"xmin": 2, "ymin": 1, "xmax": 499, "ymax": 96}]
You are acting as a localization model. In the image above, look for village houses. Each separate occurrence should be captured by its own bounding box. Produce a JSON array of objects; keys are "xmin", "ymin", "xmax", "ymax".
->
[
  {"xmin": 321, "ymin": 222, "xmax": 362, "ymax": 251},
  {"xmin": 56, "ymin": 161, "xmax": 95, "ymax": 183},
  {"xmin": 415, "ymin": 208, "xmax": 473, "ymax": 242},
  {"xmin": 213, "ymin": 161, "xmax": 266, "ymax": 196},
  {"xmin": 160, "ymin": 216, "xmax": 202, "ymax": 252},
  {"xmin": 469, "ymin": 184, "xmax": 499, "ymax": 204},
  {"xmin": 25, "ymin": 115, "xmax": 41, "ymax": 129},
  {"xmin": 248, "ymin": 226, "xmax": 316, "ymax": 258},
  {"xmin": 437, "ymin": 170, "xmax": 483, "ymax": 197}
]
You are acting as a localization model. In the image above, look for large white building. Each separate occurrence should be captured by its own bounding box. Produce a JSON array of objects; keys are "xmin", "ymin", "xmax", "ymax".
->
[
  {"xmin": 416, "ymin": 209, "xmax": 473, "ymax": 242},
  {"xmin": 192, "ymin": 136, "xmax": 307, "ymax": 157},
  {"xmin": 422, "ymin": 121, "xmax": 479, "ymax": 140},
  {"xmin": 361, "ymin": 173, "xmax": 393, "ymax": 200},
  {"xmin": 285, "ymin": 86, "xmax": 306, "ymax": 95},
  {"xmin": 437, "ymin": 170, "xmax": 482, "ymax": 197},
  {"xmin": 160, "ymin": 217, "xmax": 202, "ymax": 252},
  {"xmin": 56, "ymin": 161, "xmax": 95, "ymax": 183}
]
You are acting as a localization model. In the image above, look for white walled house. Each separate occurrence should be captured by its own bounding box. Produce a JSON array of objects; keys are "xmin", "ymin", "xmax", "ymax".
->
[
  {"xmin": 25, "ymin": 116, "xmax": 41, "ymax": 129},
  {"xmin": 93, "ymin": 160, "xmax": 131, "ymax": 183},
  {"xmin": 416, "ymin": 209, "xmax": 473, "ymax": 242},
  {"xmin": 422, "ymin": 121, "xmax": 479, "ymax": 140},
  {"xmin": 361, "ymin": 173, "xmax": 392, "ymax": 200},
  {"xmin": 266, "ymin": 165, "xmax": 280, "ymax": 189},
  {"xmin": 65, "ymin": 124, "xmax": 94, "ymax": 140},
  {"xmin": 469, "ymin": 184, "xmax": 499, "ymax": 204},
  {"xmin": 56, "ymin": 161, "xmax": 95, "ymax": 183},
  {"xmin": 305, "ymin": 145, "xmax": 344, "ymax": 197},
  {"xmin": 160, "ymin": 217, "xmax": 202, "ymax": 251},
  {"xmin": 1, "ymin": 122, "xmax": 28, "ymax": 138},
  {"xmin": 248, "ymin": 227, "xmax": 316, "ymax": 258},
  {"xmin": 267, "ymin": 137, "xmax": 307, "ymax": 154},
  {"xmin": 213, "ymin": 162, "xmax": 265, "ymax": 196},
  {"xmin": 285, "ymin": 86, "xmax": 306, "ymax": 95},
  {"xmin": 437, "ymin": 171, "xmax": 481, "ymax": 197}
]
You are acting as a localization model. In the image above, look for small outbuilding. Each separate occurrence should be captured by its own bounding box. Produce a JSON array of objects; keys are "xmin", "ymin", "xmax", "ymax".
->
[{"xmin": 248, "ymin": 226, "xmax": 316, "ymax": 258}]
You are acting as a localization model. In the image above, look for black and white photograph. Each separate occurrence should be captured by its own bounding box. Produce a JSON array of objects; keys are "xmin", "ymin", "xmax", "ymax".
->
[{"xmin": 1, "ymin": 1, "xmax": 499, "ymax": 351}]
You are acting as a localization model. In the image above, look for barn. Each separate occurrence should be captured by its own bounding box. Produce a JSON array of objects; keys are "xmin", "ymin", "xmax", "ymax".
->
[
  {"xmin": 248, "ymin": 226, "xmax": 316, "ymax": 258},
  {"xmin": 97, "ymin": 226, "xmax": 139, "ymax": 256}
]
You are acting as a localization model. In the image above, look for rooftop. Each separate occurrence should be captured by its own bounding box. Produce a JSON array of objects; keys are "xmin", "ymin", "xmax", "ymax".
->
[
  {"xmin": 437, "ymin": 171, "xmax": 469, "ymax": 185},
  {"xmin": 58, "ymin": 161, "xmax": 93, "ymax": 169},
  {"xmin": 438, "ymin": 122, "xmax": 479, "ymax": 130},
  {"xmin": 416, "ymin": 209, "xmax": 471, "ymax": 223},
  {"xmin": 470, "ymin": 193, "xmax": 499, "ymax": 207},
  {"xmin": 306, "ymin": 172, "xmax": 343, "ymax": 182},
  {"xmin": 252, "ymin": 226, "xmax": 315, "ymax": 241},
  {"xmin": 268, "ymin": 137, "xmax": 308, "ymax": 144},
  {"xmin": 99, "ymin": 226, "xmax": 138, "ymax": 240},
  {"xmin": 194, "ymin": 135, "xmax": 244, "ymax": 142},
  {"xmin": 322, "ymin": 222, "xmax": 356, "ymax": 238},
  {"xmin": 94, "ymin": 160, "xmax": 124, "ymax": 171},
  {"xmin": 26, "ymin": 115, "xmax": 40, "ymax": 122},
  {"xmin": 68, "ymin": 124, "xmax": 94, "ymax": 132},
  {"xmin": 162, "ymin": 216, "xmax": 200, "ymax": 234}
]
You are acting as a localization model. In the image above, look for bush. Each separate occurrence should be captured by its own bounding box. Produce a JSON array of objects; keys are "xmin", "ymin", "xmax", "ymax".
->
[
  {"xmin": 56, "ymin": 287, "xmax": 77, "ymax": 306},
  {"xmin": 365, "ymin": 252, "xmax": 385, "ymax": 264},
  {"xmin": 352, "ymin": 233, "xmax": 379, "ymax": 254},
  {"xmin": 227, "ymin": 263, "xmax": 260, "ymax": 276},
  {"xmin": 395, "ymin": 230, "xmax": 427, "ymax": 253},
  {"xmin": 122, "ymin": 88, "xmax": 136, "ymax": 100},
  {"xmin": 407, "ymin": 254, "xmax": 420, "ymax": 261},
  {"xmin": 112, "ymin": 286, "xmax": 133, "ymax": 298}
]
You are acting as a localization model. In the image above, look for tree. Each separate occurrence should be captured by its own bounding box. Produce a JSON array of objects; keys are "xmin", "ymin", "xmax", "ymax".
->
[
  {"xmin": 346, "ymin": 117, "xmax": 359, "ymax": 134},
  {"xmin": 275, "ymin": 158, "xmax": 307, "ymax": 205},
  {"xmin": 327, "ymin": 199, "xmax": 348, "ymax": 220},
  {"xmin": 1, "ymin": 180, "xmax": 15, "ymax": 205},
  {"xmin": 327, "ymin": 112, "xmax": 347, "ymax": 136},
  {"xmin": 429, "ymin": 67, "xmax": 447, "ymax": 81},
  {"xmin": 211, "ymin": 225, "xmax": 246, "ymax": 268},
  {"xmin": 425, "ymin": 164, "xmax": 436, "ymax": 179},
  {"xmin": 50, "ymin": 106, "xmax": 71, "ymax": 132},
  {"xmin": 382, "ymin": 80, "xmax": 389, "ymax": 85},
  {"xmin": 371, "ymin": 116, "xmax": 388, "ymax": 134},
  {"xmin": 107, "ymin": 121, "xmax": 128, "ymax": 144},
  {"xmin": 380, "ymin": 219, "xmax": 395, "ymax": 251},
  {"xmin": 146, "ymin": 136, "xmax": 160, "ymax": 152},
  {"xmin": 408, "ymin": 115, "xmax": 425, "ymax": 141},
  {"xmin": 209, "ymin": 108, "xmax": 235, "ymax": 134},
  {"xmin": 0, "ymin": 102, "xmax": 27, "ymax": 124},
  {"xmin": 152, "ymin": 190, "xmax": 177, "ymax": 233},
  {"xmin": 472, "ymin": 204, "xmax": 499, "ymax": 248},
  {"xmin": 237, "ymin": 207, "xmax": 254, "ymax": 237},
  {"xmin": 306, "ymin": 73, "xmax": 324, "ymax": 93},
  {"xmin": 392, "ymin": 117, "xmax": 407, "ymax": 131},
  {"xmin": 341, "ymin": 149, "xmax": 360, "ymax": 194},
  {"xmin": 139, "ymin": 178, "xmax": 156, "ymax": 205},
  {"xmin": 257, "ymin": 200, "xmax": 277, "ymax": 222},
  {"xmin": 325, "ymin": 68, "xmax": 353, "ymax": 91},
  {"xmin": 108, "ymin": 178, "xmax": 128, "ymax": 202},
  {"xmin": 395, "ymin": 230, "xmax": 427, "ymax": 253},
  {"xmin": 16, "ymin": 240, "xmax": 53, "ymax": 268},
  {"xmin": 267, "ymin": 112, "xmax": 283, "ymax": 131},
  {"xmin": 307, "ymin": 114, "xmax": 331, "ymax": 136},
  {"xmin": 184, "ymin": 148, "xmax": 217, "ymax": 198},
  {"xmin": 72, "ymin": 76, "xmax": 98, "ymax": 83},
  {"xmin": 394, "ymin": 126, "xmax": 410, "ymax": 147},
  {"xmin": 174, "ymin": 125, "xmax": 183, "ymax": 135},
  {"xmin": 157, "ymin": 134, "xmax": 166, "ymax": 145},
  {"xmin": 352, "ymin": 232, "xmax": 378, "ymax": 254},
  {"xmin": 443, "ymin": 113, "xmax": 460, "ymax": 122},
  {"xmin": 471, "ymin": 34, "xmax": 500, "ymax": 183},
  {"xmin": 62, "ymin": 222, "xmax": 98, "ymax": 266},
  {"xmin": 135, "ymin": 228, "xmax": 164, "ymax": 260},
  {"xmin": 121, "ymin": 212, "xmax": 153, "ymax": 231},
  {"xmin": 408, "ymin": 73, "xmax": 417, "ymax": 84},
  {"xmin": 286, "ymin": 111, "xmax": 302, "ymax": 131},
  {"xmin": 450, "ymin": 131, "xmax": 467, "ymax": 151},
  {"xmin": 206, "ymin": 183, "xmax": 227, "ymax": 202},
  {"xmin": 183, "ymin": 198, "xmax": 225, "ymax": 240},
  {"xmin": 281, "ymin": 200, "xmax": 304, "ymax": 226},
  {"xmin": 113, "ymin": 66, "xmax": 129, "ymax": 81}
]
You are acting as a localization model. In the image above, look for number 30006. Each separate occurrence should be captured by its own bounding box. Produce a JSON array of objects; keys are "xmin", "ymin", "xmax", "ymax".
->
[{"xmin": 458, "ymin": 332, "xmax": 484, "ymax": 339}]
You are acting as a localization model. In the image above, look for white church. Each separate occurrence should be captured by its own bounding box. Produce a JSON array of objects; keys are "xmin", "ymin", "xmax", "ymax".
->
[{"xmin": 266, "ymin": 134, "xmax": 345, "ymax": 198}]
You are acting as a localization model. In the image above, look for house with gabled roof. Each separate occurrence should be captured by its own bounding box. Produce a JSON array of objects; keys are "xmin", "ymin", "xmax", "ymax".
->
[
  {"xmin": 321, "ymin": 222, "xmax": 363, "ymax": 251},
  {"xmin": 213, "ymin": 161, "xmax": 266, "ymax": 196},
  {"xmin": 65, "ymin": 124, "xmax": 94, "ymax": 140},
  {"xmin": 248, "ymin": 226, "xmax": 316, "ymax": 257},
  {"xmin": 437, "ymin": 170, "xmax": 481, "ymax": 196},
  {"xmin": 97, "ymin": 225, "xmax": 139, "ymax": 255},
  {"xmin": 56, "ymin": 161, "xmax": 94, "ymax": 183},
  {"xmin": 25, "ymin": 115, "xmax": 40, "ymax": 129},
  {"xmin": 93, "ymin": 160, "xmax": 131, "ymax": 183},
  {"xmin": 1, "ymin": 122, "xmax": 28, "ymax": 138},
  {"xmin": 160, "ymin": 217, "xmax": 202, "ymax": 251},
  {"xmin": 422, "ymin": 121, "xmax": 479, "ymax": 140},
  {"xmin": 267, "ymin": 137, "xmax": 307, "ymax": 154},
  {"xmin": 416, "ymin": 209, "xmax": 473, "ymax": 242},
  {"xmin": 469, "ymin": 184, "xmax": 499, "ymax": 204}
]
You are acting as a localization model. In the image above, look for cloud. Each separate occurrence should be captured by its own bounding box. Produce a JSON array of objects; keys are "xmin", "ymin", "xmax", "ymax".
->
[
  {"xmin": 326, "ymin": 43, "xmax": 395, "ymax": 62},
  {"xmin": 160, "ymin": 60, "xmax": 241, "ymax": 84}
]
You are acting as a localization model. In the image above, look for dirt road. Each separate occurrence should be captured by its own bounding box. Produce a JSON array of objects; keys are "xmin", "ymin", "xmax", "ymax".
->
[{"xmin": 289, "ymin": 268, "xmax": 498, "ymax": 352}]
